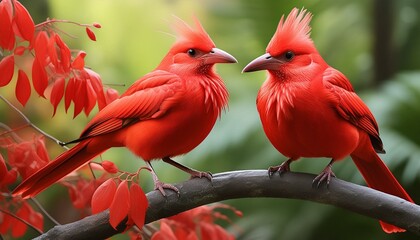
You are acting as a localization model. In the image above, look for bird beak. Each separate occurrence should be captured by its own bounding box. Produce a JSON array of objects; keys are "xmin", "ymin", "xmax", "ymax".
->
[
  {"xmin": 242, "ymin": 53, "xmax": 283, "ymax": 73},
  {"xmin": 203, "ymin": 48, "xmax": 238, "ymax": 64}
]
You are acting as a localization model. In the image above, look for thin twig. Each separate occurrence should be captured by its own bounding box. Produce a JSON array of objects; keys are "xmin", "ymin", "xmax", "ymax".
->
[
  {"xmin": 30, "ymin": 198, "xmax": 61, "ymax": 226},
  {"xmin": 0, "ymin": 122, "xmax": 25, "ymax": 141},
  {"xmin": 36, "ymin": 18, "xmax": 95, "ymax": 29},
  {"xmin": 0, "ymin": 209, "xmax": 43, "ymax": 235},
  {"xmin": 0, "ymin": 95, "xmax": 68, "ymax": 148}
]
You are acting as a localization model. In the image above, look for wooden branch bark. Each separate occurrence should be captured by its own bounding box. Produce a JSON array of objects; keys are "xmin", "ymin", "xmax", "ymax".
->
[{"xmin": 34, "ymin": 170, "xmax": 420, "ymax": 239}]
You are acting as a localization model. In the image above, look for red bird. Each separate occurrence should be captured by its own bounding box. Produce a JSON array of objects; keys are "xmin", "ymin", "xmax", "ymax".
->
[
  {"xmin": 243, "ymin": 8, "xmax": 413, "ymax": 233},
  {"xmin": 14, "ymin": 17, "xmax": 237, "ymax": 198}
]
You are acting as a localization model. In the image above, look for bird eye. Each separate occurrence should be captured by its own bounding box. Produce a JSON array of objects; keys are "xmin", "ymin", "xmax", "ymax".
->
[
  {"xmin": 285, "ymin": 51, "xmax": 294, "ymax": 61},
  {"xmin": 187, "ymin": 49, "xmax": 196, "ymax": 57}
]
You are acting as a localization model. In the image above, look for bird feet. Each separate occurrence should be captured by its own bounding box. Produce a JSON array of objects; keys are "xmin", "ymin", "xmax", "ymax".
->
[
  {"xmin": 268, "ymin": 159, "xmax": 292, "ymax": 177},
  {"xmin": 153, "ymin": 180, "xmax": 180, "ymax": 197},
  {"xmin": 189, "ymin": 170, "xmax": 213, "ymax": 181},
  {"xmin": 162, "ymin": 157, "xmax": 212, "ymax": 182},
  {"xmin": 147, "ymin": 161, "xmax": 180, "ymax": 197},
  {"xmin": 313, "ymin": 160, "xmax": 336, "ymax": 188}
]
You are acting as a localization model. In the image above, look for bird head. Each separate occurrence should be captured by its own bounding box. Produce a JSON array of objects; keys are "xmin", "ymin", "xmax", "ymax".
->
[
  {"xmin": 243, "ymin": 8, "xmax": 323, "ymax": 78},
  {"xmin": 159, "ymin": 17, "xmax": 237, "ymax": 73}
]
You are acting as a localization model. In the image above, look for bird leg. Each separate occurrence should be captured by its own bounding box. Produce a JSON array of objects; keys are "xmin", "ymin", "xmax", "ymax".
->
[
  {"xmin": 313, "ymin": 159, "xmax": 336, "ymax": 188},
  {"xmin": 268, "ymin": 159, "xmax": 292, "ymax": 177},
  {"xmin": 146, "ymin": 161, "xmax": 180, "ymax": 197},
  {"xmin": 162, "ymin": 157, "xmax": 212, "ymax": 181}
]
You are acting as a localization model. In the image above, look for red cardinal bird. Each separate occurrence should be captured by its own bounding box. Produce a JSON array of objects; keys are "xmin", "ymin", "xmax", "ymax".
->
[
  {"xmin": 14, "ymin": 17, "xmax": 237, "ymax": 198},
  {"xmin": 243, "ymin": 8, "xmax": 413, "ymax": 233}
]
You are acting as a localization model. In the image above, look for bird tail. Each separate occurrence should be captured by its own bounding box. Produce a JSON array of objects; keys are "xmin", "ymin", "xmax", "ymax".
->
[
  {"xmin": 351, "ymin": 135, "xmax": 414, "ymax": 233},
  {"xmin": 13, "ymin": 140, "xmax": 104, "ymax": 199}
]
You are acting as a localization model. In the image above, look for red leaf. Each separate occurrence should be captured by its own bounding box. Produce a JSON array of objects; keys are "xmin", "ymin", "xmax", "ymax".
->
[
  {"xmin": 6, "ymin": 135, "xmax": 49, "ymax": 179},
  {"xmin": 86, "ymin": 69, "xmax": 107, "ymax": 109},
  {"xmin": 13, "ymin": 1, "xmax": 35, "ymax": 42},
  {"xmin": 34, "ymin": 135, "xmax": 49, "ymax": 163},
  {"xmin": 129, "ymin": 183, "xmax": 148, "ymax": 228},
  {"xmin": 0, "ymin": 212, "xmax": 13, "ymax": 234},
  {"xmin": 71, "ymin": 51, "xmax": 86, "ymax": 70},
  {"xmin": 28, "ymin": 206, "xmax": 44, "ymax": 233},
  {"xmin": 0, "ymin": 1, "xmax": 15, "ymax": 50},
  {"xmin": 93, "ymin": 22, "xmax": 102, "ymax": 28},
  {"xmin": 0, "ymin": 55, "xmax": 14, "ymax": 87},
  {"xmin": 31, "ymin": 58, "xmax": 48, "ymax": 97},
  {"xmin": 15, "ymin": 70, "xmax": 31, "ymax": 106},
  {"xmin": 13, "ymin": 202, "xmax": 30, "ymax": 237},
  {"xmin": 48, "ymin": 33, "xmax": 59, "ymax": 71},
  {"xmin": 72, "ymin": 79, "xmax": 86, "ymax": 118},
  {"xmin": 201, "ymin": 223, "xmax": 233, "ymax": 240},
  {"xmin": 13, "ymin": 202, "xmax": 43, "ymax": 237},
  {"xmin": 66, "ymin": 179, "xmax": 95, "ymax": 209},
  {"xmin": 34, "ymin": 31, "xmax": 49, "ymax": 66},
  {"xmin": 0, "ymin": 154, "xmax": 7, "ymax": 183},
  {"xmin": 91, "ymin": 178, "xmax": 117, "ymax": 214},
  {"xmin": 84, "ymin": 79, "xmax": 97, "ymax": 116},
  {"xmin": 64, "ymin": 77, "xmax": 76, "ymax": 112},
  {"xmin": 2, "ymin": 168, "xmax": 17, "ymax": 185},
  {"xmin": 86, "ymin": 27, "xmax": 96, "ymax": 41},
  {"xmin": 105, "ymin": 88, "xmax": 119, "ymax": 105},
  {"xmin": 152, "ymin": 221, "xmax": 177, "ymax": 240},
  {"xmin": 55, "ymin": 34, "xmax": 71, "ymax": 73},
  {"xmin": 14, "ymin": 46, "xmax": 26, "ymax": 55},
  {"xmin": 102, "ymin": 160, "xmax": 119, "ymax": 174},
  {"xmin": 109, "ymin": 180, "xmax": 130, "ymax": 229},
  {"xmin": 50, "ymin": 77, "xmax": 65, "ymax": 116}
]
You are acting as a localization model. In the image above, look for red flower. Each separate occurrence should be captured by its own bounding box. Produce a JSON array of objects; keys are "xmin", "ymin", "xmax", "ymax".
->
[
  {"xmin": 0, "ymin": 154, "xmax": 18, "ymax": 188},
  {"xmin": 0, "ymin": 135, "xmax": 49, "ymax": 180},
  {"xmin": 62, "ymin": 178, "xmax": 97, "ymax": 210},
  {"xmin": 152, "ymin": 204, "xmax": 242, "ymax": 240},
  {"xmin": 0, "ymin": 202, "xmax": 43, "ymax": 238}
]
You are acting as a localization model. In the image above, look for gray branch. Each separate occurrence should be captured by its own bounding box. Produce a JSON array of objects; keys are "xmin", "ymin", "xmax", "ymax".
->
[{"xmin": 34, "ymin": 170, "xmax": 420, "ymax": 239}]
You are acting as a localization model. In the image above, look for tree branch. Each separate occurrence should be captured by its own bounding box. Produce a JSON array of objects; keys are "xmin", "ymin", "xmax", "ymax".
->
[{"xmin": 34, "ymin": 170, "xmax": 420, "ymax": 239}]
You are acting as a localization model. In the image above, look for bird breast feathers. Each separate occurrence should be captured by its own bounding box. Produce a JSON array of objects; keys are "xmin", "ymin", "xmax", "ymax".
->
[{"xmin": 259, "ymin": 80, "xmax": 307, "ymax": 121}]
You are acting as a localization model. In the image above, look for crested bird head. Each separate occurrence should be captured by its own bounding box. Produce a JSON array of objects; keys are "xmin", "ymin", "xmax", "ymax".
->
[
  {"xmin": 159, "ymin": 17, "xmax": 237, "ymax": 73},
  {"xmin": 243, "ymin": 8, "xmax": 324, "ymax": 78}
]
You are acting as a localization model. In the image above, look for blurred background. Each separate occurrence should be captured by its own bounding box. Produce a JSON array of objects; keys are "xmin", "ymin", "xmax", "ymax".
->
[{"xmin": 1, "ymin": 0, "xmax": 420, "ymax": 239}]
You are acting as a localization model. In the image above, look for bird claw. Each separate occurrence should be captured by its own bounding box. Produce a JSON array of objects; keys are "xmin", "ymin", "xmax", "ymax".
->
[
  {"xmin": 154, "ymin": 180, "xmax": 180, "ymax": 197},
  {"xmin": 313, "ymin": 167, "xmax": 336, "ymax": 188},
  {"xmin": 268, "ymin": 159, "xmax": 291, "ymax": 177},
  {"xmin": 189, "ymin": 171, "xmax": 212, "ymax": 181}
]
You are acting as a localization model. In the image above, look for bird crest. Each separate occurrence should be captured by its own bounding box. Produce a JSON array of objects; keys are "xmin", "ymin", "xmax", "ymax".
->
[
  {"xmin": 267, "ymin": 8, "xmax": 313, "ymax": 56},
  {"xmin": 171, "ymin": 16, "xmax": 215, "ymax": 52}
]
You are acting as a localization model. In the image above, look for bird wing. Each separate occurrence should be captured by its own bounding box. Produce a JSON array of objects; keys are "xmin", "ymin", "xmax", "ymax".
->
[
  {"xmin": 323, "ymin": 67, "xmax": 384, "ymax": 153},
  {"xmin": 67, "ymin": 70, "xmax": 183, "ymax": 144}
]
